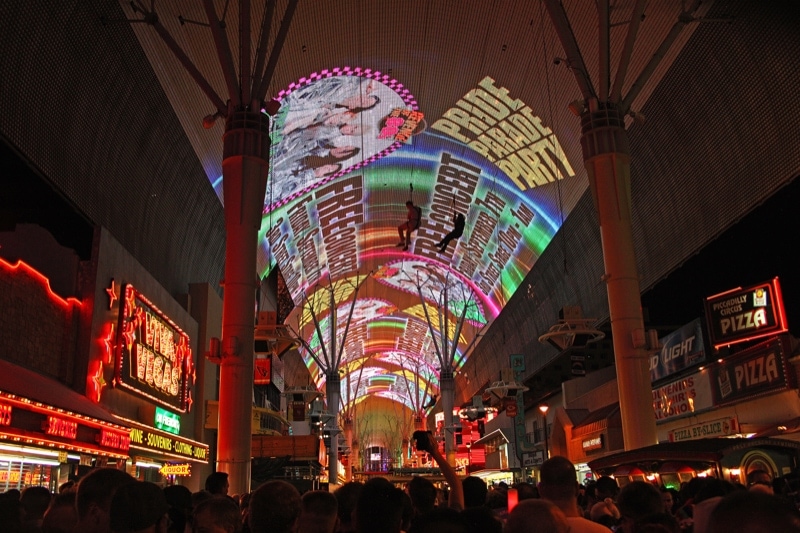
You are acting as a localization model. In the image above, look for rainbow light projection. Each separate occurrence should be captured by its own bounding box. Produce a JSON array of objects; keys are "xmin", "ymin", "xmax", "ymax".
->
[{"xmin": 211, "ymin": 68, "xmax": 578, "ymax": 416}]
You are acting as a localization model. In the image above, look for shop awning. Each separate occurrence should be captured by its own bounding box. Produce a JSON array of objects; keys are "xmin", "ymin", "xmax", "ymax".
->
[
  {"xmin": 571, "ymin": 403, "xmax": 620, "ymax": 436},
  {"xmin": 587, "ymin": 437, "xmax": 800, "ymax": 474},
  {"xmin": 472, "ymin": 428, "xmax": 513, "ymax": 447},
  {"xmin": 0, "ymin": 358, "xmax": 122, "ymax": 427}
]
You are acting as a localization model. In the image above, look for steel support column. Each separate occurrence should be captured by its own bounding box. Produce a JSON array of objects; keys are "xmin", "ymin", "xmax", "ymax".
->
[
  {"xmin": 217, "ymin": 110, "xmax": 270, "ymax": 494},
  {"xmin": 326, "ymin": 372, "xmax": 341, "ymax": 486},
  {"xmin": 440, "ymin": 370, "xmax": 455, "ymax": 464},
  {"xmin": 580, "ymin": 104, "xmax": 657, "ymax": 450}
]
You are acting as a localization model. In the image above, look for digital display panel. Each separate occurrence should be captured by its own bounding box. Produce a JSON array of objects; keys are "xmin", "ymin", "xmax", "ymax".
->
[{"xmin": 210, "ymin": 69, "xmax": 585, "ymax": 416}]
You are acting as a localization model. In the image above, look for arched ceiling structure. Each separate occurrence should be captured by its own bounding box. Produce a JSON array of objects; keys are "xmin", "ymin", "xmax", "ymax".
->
[{"xmin": 120, "ymin": 0, "xmax": 713, "ymax": 421}]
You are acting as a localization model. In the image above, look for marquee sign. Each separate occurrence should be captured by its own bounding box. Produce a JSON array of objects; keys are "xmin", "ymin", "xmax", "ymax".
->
[
  {"xmin": 650, "ymin": 319, "xmax": 708, "ymax": 382},
  {"xmin": 704, "ymin": 278, "xmax": 788, "ymax": 349},
  {"xmin": 128, "ymin": 422, "xmax": 209, "ymax": 463},
  {"xmin": 114, "ymin": 284, "xmax": 195, "ymax": 412},
  {"xmin": 708, "ymin": 335, "xmax": 793, "ymax": 406},
  {"xmin": 668, "ymin": 418, "xmax": 739, "ymax": 443},
  {"xmin": 0, "ymin": 391, "xmax": 130, "ymax": 459}
]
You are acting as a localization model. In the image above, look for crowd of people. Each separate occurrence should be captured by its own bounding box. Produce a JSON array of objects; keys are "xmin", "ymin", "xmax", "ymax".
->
[{"xmin": 1, "ymin": 456, "xmax": 799, "ymax": 533}]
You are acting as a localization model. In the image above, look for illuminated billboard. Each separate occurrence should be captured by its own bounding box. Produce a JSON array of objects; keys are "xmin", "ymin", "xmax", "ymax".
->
[
  {"xmin": 704, "ymin": 278, "xmax": 788, "ymax": 349},
  {"xmin": 209, "ymin": 69, "xmax": 584, "ymax": 415},
  {"xmin": 114, "ymin": 284, "xmax": 195, "ymax": 412}
]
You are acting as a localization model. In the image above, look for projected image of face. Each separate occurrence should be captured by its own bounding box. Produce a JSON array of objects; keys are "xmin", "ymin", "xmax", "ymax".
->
[{"xmin": 266, "ymin": 72, "xmax": 414, "ymax": 210}]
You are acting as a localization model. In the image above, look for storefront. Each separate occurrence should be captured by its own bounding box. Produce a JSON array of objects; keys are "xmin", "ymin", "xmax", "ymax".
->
[
  {"xmin": 587, "ymin": 437, "xmax": 800, "ymax": 487},
  {"xmin": 468, "ymin": 429, "xmax": 518, "ymax": 485},
  {"xmin": 0, "ymin": 360, "xmax": 131, "ymax": 491},
  {"xmin": 115, "ymin": 415, "xmax": 209, "ymax": 484},
  {"xmin": 90, "ymin": 278, "xmax": 212, "ymax": 487}
]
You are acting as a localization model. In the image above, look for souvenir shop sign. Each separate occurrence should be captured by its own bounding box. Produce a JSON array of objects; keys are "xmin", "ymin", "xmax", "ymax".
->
[
  {"xmin": 114, "ymin": 284, "xmax": 195, "ymax": 412},
  {"xmin": 129, "ymin": 424, "xmax": 209, "ymax": 463},
  {"xmin": 704, "ymin": 278, "xmax": 788, "ymax": 349},
  {"xmin": 708, "ymin": 336, "xmax": 793, "ymax": 406}
]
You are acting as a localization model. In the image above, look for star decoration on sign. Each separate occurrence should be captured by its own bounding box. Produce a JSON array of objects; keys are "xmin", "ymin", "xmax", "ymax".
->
[
  {"xmin": 101, "ymin": 322, "xmax": 116, "ymax": 364},
  {"xmin": 106, "ymin": 279, "xmax": 118, "ymax": 309}
]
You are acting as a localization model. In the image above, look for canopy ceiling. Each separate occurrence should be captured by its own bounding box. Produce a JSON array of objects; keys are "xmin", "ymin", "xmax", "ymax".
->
[{"xmin": 120, "ymin": 0, "xmax": 711, "ymax": 419}]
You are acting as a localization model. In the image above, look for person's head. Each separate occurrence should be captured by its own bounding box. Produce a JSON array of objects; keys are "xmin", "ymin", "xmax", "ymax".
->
[
  {"xmin": 192, "ymin": 495, "xmax": 242, "ymax": 533},
  {"xmin": 708, "ymin": 490, "xmax": 800, "ymax": 533},
  {"xmin": 42, "ymin": 490, "xmax": 78, "ymax": 533},
  {"xmin": 162, "ymin": 484, "xmax": 192, "ymax": 533},
  {"xmin": 458, "ymin": 506, "xmax": 502, "ymax": 533},
  {"xmin": 355, "ymin": 477, "xmax": 405, "ymax": 533},
  {"xmin": 512, "ymin": 482, "xmax": 538, "ymax": 501},
  {"xmin": 109, "ymin": 480, "xmax": 170, "ymax": 533},
  {"xmin": 339, "ymin": 123, "xmax": 365, "ymax": 136},
  {"xmin": 334, "ymin": 481, "xmax": 363, "ymax": 532},
  {"xmin": 632, "ymin": 512, "xmax": 681, "ymax": 533},
  {"xmin": 407, "ymin": 506, "xmax": 466, "ymax": 533},
  {"xmin": 248, "ymin": 480, "xmax": 301, "ymax": 533},
  {"xmin": 323, "ymin": 111, "xmax": 356, "ymax": 126},
  {"xmin": 616, "ymin": 482, "xmax": 664, "ymax": 533},
  {"xmin": 505, "ymin": 499, "xmax": 569, "ymax": 533},
  {"xmin": 0, "ymin": 493, "xmax": 23, "ymax": 531},
  {"xmin": 296, "ymin": 490, "xmax": 339, "ymax": 533},
  {"xmin": 312, "ymin": 163, "xmax": 341, "ymax": 178},
  {"xmin": 338, "ymin": 93, "xmax": 380, "ymax": 113},
  {"xmin": 594, "ymin": 476, "xmax": 619, "ymax": 500},
  {"xmin": 205, "ymin": 472, "xmax": 230, "ymax": 496},
  {"xmin": 407, "ymin": 476, "xmax": 437, "ymax": 517},
  {"xmin": 590, "ymin": 498, "xmax": 620, "ymax": 528},
  {"xmin": 75, "ymin": 467, "xmax": 136, "ymax": 533},
  {"xmin": 746, "ymin": 469, "xmax": 773, "ymax": 494},
  {"xmin": 462, "ymin": 476, "xmax": 488, "ymax": 508},
  {"xmin": 659, "ymin": 488, "xmax": 674, "ymax": 513},
  {"xmin": 329, "ymin": 145, "xmax": 360, "ymax": 160},
  {"xmin": 21, "ymin": 485, "xmax": 52, "ymax": 522},
  {"xmin": 406, "ymin": 200, "xmax": 414, "ymax": 208},
  {"xmin": 539, "ymin": 456, "xmax": 580, "ymax": 504}
]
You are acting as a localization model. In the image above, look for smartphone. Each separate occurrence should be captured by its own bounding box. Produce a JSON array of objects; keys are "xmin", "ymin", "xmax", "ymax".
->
[{"xmin": 412, "ymin": 430, "xmax": 432, "ymax": 452}]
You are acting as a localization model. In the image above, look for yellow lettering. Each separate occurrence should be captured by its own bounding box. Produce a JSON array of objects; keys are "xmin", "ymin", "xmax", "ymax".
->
[{"xmin": 130, "ymin": 428, "xmax": 143, "ymax": 444}]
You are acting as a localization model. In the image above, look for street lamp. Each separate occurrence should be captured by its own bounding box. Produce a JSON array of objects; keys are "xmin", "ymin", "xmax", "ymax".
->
[{"xmin": 538, "ymin": 405, "xmax": 549, "ymax": 460}]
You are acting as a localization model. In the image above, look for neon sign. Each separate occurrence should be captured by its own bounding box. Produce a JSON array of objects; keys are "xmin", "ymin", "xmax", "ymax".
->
[
  {"xmin": 99, "ymin": 428, "xmax": 131, "ymax": 451},
  {"xmin": 154, "ymin": 406, "xmax": 181, "ymax": 435},
  {"xmin": 0, "ymin": 403, "xmax": 11, "ymax": 425},
  {"xmin": 114, "ymin": 284, "xmax": 194, "ymax": 412},
  {"xmin": 704, "ymin": 278, "xmax": 788, "ymax": 348},
  {"xmin": 44, "ymin": 416, "xmax": 78, "ymax": 439},
  {"xmin": 159, "ymin": 463, "xmax": 191, "ymax": 476},
  {"xmin": 0, "ymin": 391, "xmax": 130, "ymax": 458},
  {"xmin": 128, "ymin": 425, "xmax": 208, "ymax": 462}
]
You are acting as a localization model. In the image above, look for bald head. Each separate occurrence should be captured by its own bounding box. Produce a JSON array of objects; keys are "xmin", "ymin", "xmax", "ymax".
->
[
  {"xmin": 505, "ymin": 499, "xmax": 569, "ymax": 533},
  {"xmin": 539, "ymin": 456, "xmax": 579, "ymax": 503}
]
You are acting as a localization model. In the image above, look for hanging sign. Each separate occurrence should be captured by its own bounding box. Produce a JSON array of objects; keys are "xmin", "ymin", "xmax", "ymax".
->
[
  {"xmin": 704, "ymin": 278, "xmax": 788, "ymax": 349},
  {"xmin": 708, "ymin": 336, "xmax": 793, "ymax": 405},
  {"xmin": 159, "ymin": 463, "xmax": 191, "ymax": 476},
  {"xmin": 114, "ymin": 284, "xmax": 195, "ymax": 412}
]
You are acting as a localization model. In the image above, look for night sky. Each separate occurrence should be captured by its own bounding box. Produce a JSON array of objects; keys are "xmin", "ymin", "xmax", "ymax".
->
[{"xmin": 640, "ymin": 177, "xmax": 800, "ymax": 338}]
